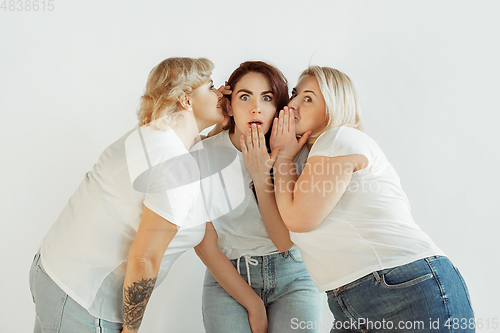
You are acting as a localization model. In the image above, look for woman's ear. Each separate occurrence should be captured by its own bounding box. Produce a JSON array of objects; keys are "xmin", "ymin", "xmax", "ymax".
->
[
  {"xmin": 226, "ymin": 101, "xmax": 233, "ymax": 117},
  {"xmin": 180, "ymin": 93, "xmax": 192, "ymax": 111}
]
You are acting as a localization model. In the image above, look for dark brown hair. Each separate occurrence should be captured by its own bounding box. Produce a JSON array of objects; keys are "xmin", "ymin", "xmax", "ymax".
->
[{"xmin": 223, "ymin": 61, "xmax": 289, "ymax": 135}]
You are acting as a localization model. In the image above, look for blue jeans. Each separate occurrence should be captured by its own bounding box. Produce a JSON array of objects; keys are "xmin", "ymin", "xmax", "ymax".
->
[
  {"xmin": 29, "ymin": 252, "xmax": 123, "ymax": 333},
  {"xmin": 326, "ymin": 256, "xmax": 474, "ymax": 332},
  {"xmin": 202, "ymin": 249, "xmax": 323, "ymax": 333}
]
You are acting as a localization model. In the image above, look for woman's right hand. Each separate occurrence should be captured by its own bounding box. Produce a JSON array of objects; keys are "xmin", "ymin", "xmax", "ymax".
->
[
  {"xmin": 270, "ymin": 107, "xmax": 310, "ymax": 160},
  {"xmin": 218, "ymin": 82, "xmax": 232, "ymax": 126},
  {"xmin": 247, "ymin": 300, "xmax": 268, "ymax": 333},
  {"xmin": 206, "ymin": 82, "xmax": 232, "ymax": 138}
]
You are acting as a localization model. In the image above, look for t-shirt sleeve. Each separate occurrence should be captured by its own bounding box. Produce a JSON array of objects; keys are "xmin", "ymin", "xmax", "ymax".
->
[{"xmin": 309, "ymin": 127, "xmax": 371, "ymax": 162}]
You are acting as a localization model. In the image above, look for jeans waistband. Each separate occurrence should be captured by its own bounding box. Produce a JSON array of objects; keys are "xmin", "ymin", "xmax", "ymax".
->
[
  {"xmin": 231, "ymin": 249, "xmax": 302, "ymax": 287},
  {"xmin": 229, "ymin": 248, "xmax": 300, "ymax": 262},
  {"xmin": 327, "ymin": 255, "xmax": 446, "ymax": 295}
]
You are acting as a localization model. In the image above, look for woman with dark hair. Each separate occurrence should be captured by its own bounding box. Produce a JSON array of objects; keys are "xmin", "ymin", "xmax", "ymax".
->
[
  {"xmin": 194, "ymin": 61, "xmax": 322, "ymax": 333},
  {"xmin": 29, "ymin": 57, "xmax": 225, "ymax": 333}
]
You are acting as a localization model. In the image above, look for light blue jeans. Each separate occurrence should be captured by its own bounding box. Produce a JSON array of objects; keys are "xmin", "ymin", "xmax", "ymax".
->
[
  {"xmin": 326, "ymin": 256, "xmax": 475, "ymax": 332},
  {"xmin": 202, "ymin": 249, "xmax": 323, "ymax": 333},
  {"xmin": 29, "ymin": 252, "xmax": 123, "ymax": 333}
]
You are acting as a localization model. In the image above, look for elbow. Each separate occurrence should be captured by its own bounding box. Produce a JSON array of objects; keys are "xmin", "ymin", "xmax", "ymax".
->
[
  {"xmin": 194, "ymin": 245, "xmax": 205, "ymax": 258},
  {"xmin": 194, "ymin": 241, "xmax": 214, "ymax": 260},
  {"xmin": 127, "ymin": 253, "xmax": 158, "ymax": 273},
  {"xmin": 276, "ymin": 241, "xmax": 294, "ymax": 253},
  {"xmin": 284, "ymin": 215, "xmax": 319, "ymax": 233},
  {"xmin": 287, "ymin": 223, "xmax": 311, "ymax": 233},
  {"xmin": 288, "ymin": 224, "xmax": 314, "ymax": 233}
]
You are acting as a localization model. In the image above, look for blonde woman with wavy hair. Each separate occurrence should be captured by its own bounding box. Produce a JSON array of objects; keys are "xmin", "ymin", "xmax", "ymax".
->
[
  {"xmin": 270, "ymin": 66, "xmax": 474, "ymax": 332},
  {"xmin": 29, "ymin": 57, "xmax": 226, "ymax": 333}
]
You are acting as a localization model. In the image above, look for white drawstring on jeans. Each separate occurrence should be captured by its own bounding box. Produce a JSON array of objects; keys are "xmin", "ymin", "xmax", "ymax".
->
[{"xmin": 236, "ymin": 255, "xmax": 259, "ymax": 287}]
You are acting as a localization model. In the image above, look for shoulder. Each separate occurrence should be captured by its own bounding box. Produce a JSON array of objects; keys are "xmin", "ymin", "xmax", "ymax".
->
[
  {"xmin": 197, "ymin": 130, "xmax": 228, "ymax": 148},
  {"xmin": 310, "ymin": 126, "xmax": 374, "ymax": 160},
  {"xmin": 313, "ymin": 126, "xmax": 368, "ymax": 147},
  {"xmin": 314, "ymin": 126, "xmax": 343, "ymax": 143},
  {"xmin": 191, "ymin": 131, "xmax": 238, "ymax": 172}
]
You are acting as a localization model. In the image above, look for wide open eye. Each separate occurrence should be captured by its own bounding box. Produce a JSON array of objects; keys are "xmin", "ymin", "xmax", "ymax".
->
[
  {"xmin": 290, "ymin": 91, "xmax": 297, "ymax": 99},
  {"xmin": 304, "ymin": 96, "xmax": 312, "ymax": 103},
  {"xmin": 239, "ymin": 94, "xmax": 249, "ymax": 101},
  {"xmin": 262, "ymin": 95, "xmax": 273, "ymax": 102}
]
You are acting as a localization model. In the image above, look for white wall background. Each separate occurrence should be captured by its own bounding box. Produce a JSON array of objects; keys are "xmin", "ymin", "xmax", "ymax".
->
[{"xmin": 1, "ymin": 1, "xmax": 499, "ymax": 331}]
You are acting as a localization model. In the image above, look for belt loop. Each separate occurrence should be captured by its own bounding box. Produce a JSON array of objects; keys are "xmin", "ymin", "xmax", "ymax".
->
[
  {"xmin": 372, "ymin": 270, "xmax": 381, "ymax": 282},
  {"xmin": 34, "ymin": 251, "xmax": 41, "ymax": 266},
  {"xmin": 95, "ymin": 318, "xmax": 101, "ymax": 333}
]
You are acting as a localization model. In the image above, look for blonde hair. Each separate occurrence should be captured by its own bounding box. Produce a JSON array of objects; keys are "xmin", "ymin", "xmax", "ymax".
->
[
  {"xmin": 299, "ymin": 66, "xmax": 363, "ymax": 136},
  {"xmin": 137, "ymin": 57, "xmax": 214, "ymax": 129}
]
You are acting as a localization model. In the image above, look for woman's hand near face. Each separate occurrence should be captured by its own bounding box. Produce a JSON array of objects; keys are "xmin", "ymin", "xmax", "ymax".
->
[
  {"xmin": 218, "ymin": 81, "xmax": 232, "ymax": 95},
  {"xmin": 270, "ymin": 107, "xmax": 311, "ymax": 161},
  {"xmin": 218, "ymin": 81, "xmax": 232, "ymax": 124},
  {"xmin": 240, "ymin": 124, "xmax": 281, "ymax": 183},
  {"xmin": 206, "ymin": 82, "xmax": 232, "ymax": 138},
  {"xmin": 241, "ymin": 123, "xmax": 295, "ymax": 253}
]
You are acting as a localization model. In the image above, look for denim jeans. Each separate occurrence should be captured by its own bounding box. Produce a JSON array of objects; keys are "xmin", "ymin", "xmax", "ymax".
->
[
  {"xmin": 326, "ymin": 256, "xmax": 474, "ymax": 333},
  {"xmin": 29, "ymin": 252, "xmax": 123, "ymax": 333},
  {"xmin": 202, "ymin": 249, "xmax": 323, "ymax": 333}
]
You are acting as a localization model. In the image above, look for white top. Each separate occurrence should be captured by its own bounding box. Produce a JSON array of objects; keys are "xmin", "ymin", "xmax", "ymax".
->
[
  {"xmin": 40, "ymin": 125, "xmax": 206, "ymax": 323},
  {"xmin": 290, "ymin": 126, "xmax": 445, "ymax": 292},
  {"xmin": 191, "ymin": 130, "xmax": 305, "ymax": 259}
]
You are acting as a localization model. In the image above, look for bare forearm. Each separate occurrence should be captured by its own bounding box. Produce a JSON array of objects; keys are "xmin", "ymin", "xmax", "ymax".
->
[
  {"xmin": 122, "ymin": 258, "xmax": 159, "ymax": 333},
  {"xmin": 196, "ymin": 247, "xmax": 263, "ymax": 310},
  {"xmin": 253, "ymin": 178, "xmax": 293, "ymax": 252},
  {"xmin": 273, "ymin": 158, "xmax": 300, "ymax": 228}
]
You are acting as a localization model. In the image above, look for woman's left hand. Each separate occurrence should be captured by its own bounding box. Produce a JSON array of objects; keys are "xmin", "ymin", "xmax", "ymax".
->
[{"xmin": 240, "ymin": 124, "xmax": 281, "ymax": 184}]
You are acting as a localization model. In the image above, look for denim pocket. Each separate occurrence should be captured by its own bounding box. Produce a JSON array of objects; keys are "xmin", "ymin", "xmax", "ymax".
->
[
  {"xmin": 325, "ymin": 289, "xmax": 335, "ymax": 297},
  {"xmin": 381, "ymin": 263, "xmax": 433, "ymax": 289},
  {"xmin": 453, "ymin": 266, "xmax": 473, "ymax": 310},
  {"xmin": 33, "ymin": 262, "xmax": 68, "ymax": 332}
]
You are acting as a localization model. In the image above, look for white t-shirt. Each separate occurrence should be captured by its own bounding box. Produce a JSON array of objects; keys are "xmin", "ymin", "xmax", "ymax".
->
[
  {"xmin": 40, "ymin": 125, "xmax": 206, "ymax": 323},
  {"xmin": 191, "ymin": 130, "xmax": 306, "ymax": 259},
  {"xmin": 290, "ymin": 126, "xmax": 445, "ymax": 292}
]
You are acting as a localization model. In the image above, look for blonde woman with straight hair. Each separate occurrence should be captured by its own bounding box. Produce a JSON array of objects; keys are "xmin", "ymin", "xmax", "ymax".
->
[
  {"xmin": 270, "ymin": 66, "xmax": 474, "ymax": 332},
  {"xmin": 29, "ymin": 57, "xmax": 227, "ymax": 333}
]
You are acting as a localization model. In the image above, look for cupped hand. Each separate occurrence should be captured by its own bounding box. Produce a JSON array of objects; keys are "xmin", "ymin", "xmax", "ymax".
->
[
  {"xmin": 240, "ymin": 124, "xmax": 281, "ymax": 184},
  {"xmin": 218, "ymin": 81, "xmax": 232, "ymax": 96},
  {"xmin": 218, "ymin": 81, "xmax": 232, "ymax": 126},
  {"xmin": 270, "ymin": 107, "xmax": 311, "ymax": 160}
]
